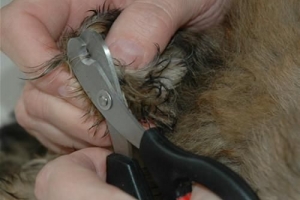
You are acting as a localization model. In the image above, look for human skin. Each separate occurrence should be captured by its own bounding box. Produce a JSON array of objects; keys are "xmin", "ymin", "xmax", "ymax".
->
[
  {"xmin": 0, "ymin": 0, "xmax": 230, "ymax": 153},
  {"xmin": 35, "ymin": 148, "xmax": 220, "ymax": 200},
  {"xmin": 0, "ymin": 0, "xmax": 229, "ymax": 199}
]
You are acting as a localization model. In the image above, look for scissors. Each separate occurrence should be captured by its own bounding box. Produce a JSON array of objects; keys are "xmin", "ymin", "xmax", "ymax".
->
[{"xmin": 67, "ymin": 29, "xmax": 259, "ymax": 200}]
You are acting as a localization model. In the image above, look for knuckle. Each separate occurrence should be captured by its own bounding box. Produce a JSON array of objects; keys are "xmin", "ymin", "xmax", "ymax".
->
[{"xmin": 139, "ymin": 1, "xmax": 176, "ymax": 29}]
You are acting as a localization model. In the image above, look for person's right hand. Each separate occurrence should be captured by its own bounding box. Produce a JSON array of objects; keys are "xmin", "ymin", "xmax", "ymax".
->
[
  {"xmin": 0, "ymin": 0, "xmax": 230, "ymax": 153},
  {"xmin": 35, "ymin": 148, "xmax": 221, "ymax": 200}
]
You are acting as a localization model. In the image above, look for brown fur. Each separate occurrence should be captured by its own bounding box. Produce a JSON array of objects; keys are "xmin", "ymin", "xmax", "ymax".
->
[{"xmin": 1, "ymin": 0, "xmax": 300, "ymax": 199}]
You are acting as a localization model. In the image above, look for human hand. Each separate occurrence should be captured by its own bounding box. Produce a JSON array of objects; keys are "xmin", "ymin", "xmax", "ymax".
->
[
  {"xmin": 0, "ymin": 0, "xmax": 231, "ymax": 153},
  {"xmin": 35, "ymin": 148, "xmax": 221, "ymax": 200},
  {"xmin": 35, "ymin": 148, "xmax": 135, "ymax": 200},
  {"xmin": 1, "ymin": 0, "xmax": 114, "ymax": 153}
]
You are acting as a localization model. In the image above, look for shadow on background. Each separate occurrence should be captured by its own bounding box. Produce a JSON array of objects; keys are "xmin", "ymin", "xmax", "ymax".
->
[
  {"xmin": 0, "ymin": 53, "xmax": 24, "ymax": 126},
  {"xmin": 0, "ymin": 0, "xmax": 24, "ymax": 125}
]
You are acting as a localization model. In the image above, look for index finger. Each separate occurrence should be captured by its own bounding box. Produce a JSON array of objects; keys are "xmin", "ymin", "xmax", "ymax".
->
[
  {"xmin": 1, "ymin": 0, "xmax": 69, "ymax": 69},
  {"xmin": 1, "ymin": 0, "xmax": 70, "ymax": 94}
]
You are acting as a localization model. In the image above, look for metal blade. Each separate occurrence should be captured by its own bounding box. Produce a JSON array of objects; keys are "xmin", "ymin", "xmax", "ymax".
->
[
  {"xmin": 67, "ymin": 30, "xmax": 144, "ymax": 152},
  {"xmin": 80, "ymin": 30, "xmax": 122, "ymax": 97}
]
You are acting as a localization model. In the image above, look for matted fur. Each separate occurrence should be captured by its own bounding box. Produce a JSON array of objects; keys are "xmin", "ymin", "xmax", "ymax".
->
[{"xmin": 1, "ymin": 0, "xmax": 300, "ymax": 199}]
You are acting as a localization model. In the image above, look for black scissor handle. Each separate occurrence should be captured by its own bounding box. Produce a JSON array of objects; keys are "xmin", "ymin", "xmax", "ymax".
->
[
  {"xmin": 106, "ymin": 153, "xmax": 153, "ymax": 200},
  {"xmin": 140, "ymin": 128, "xmax": 260, "ymax": 200}
]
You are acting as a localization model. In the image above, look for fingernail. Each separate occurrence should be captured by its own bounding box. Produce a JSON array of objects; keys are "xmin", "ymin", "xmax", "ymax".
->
[{"xmin": 109, "ymin": 39, "xmax": 145, "ymax": 69}]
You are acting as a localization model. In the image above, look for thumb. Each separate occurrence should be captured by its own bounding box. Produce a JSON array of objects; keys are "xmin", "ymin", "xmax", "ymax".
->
[
  {"xmin": 106, "ymin": 0, "xmax": 230, "ymax": 69},
  {"xmin": 106, "ymin": 0, "xmax": 189, "ymax": 69},
  {"xmin": 35, "ymin": 148, "xmax": 135, "ymax": 200}
]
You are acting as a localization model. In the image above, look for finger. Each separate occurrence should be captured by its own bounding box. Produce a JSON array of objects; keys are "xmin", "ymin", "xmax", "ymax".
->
[
  {"xmin": 30, "ymin": 131, "xmax": 74, "ymax": 154},
  {"xmin": 23, "ymin": 61, "xmax": 98, "ymax": 114},
  {"xmin": 29, "ymin": 129, "xmax": 68, "ymax": 154},
  {"xmin": 1, "ymin": 0, "xmax": 72, "ymax": 96},
  {"xmin": 15, "ymin": 93, "xmax": 95, "ymax": 152},
  {"xmin": 186, "ymin": 0, "xmax": 232, "ymax": 31},
  {"xmin": 16, "ymin": 83, "xmax": 111, "ymax": 147},
  {"xmin": 0, "ymin": 0, "xmax": 69, "ymax": 69},
  {"xmin": 25, "ymin": 121, "xmax": 94, "ymax": 152},
  {"xmin": 107, "ymin": 0, "xmax": 182, "ymax": 69},
  {"xmin": 107, "ymin": 0, "xmax": 225, "ymax": 69},
  {"xmin": 0, "ymin": 0, "xmax": 106, "ymax": 96},
  {"xmin": 35, "ymin": 148, "xmax": 135, "ymax": 200}
]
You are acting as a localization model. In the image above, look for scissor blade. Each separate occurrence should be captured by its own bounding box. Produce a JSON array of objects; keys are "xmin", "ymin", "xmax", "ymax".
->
[
  {"xmin": 79, "ymin": 30, "xmax": 122, "ymax": 97},
  {"xmin": 107, "ymin": 122, "xmax": 133, "ymax": 156},
  {"xmin": 67, "ymin": 30, "xmax": 144, "ymax": 149}
]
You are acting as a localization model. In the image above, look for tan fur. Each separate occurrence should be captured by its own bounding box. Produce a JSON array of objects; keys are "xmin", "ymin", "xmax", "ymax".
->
[
  {"xmin": 1, "ymin": 0, "xmax": 300, "ymax": 199},
  {"xmin": 0, "ymin": 158, "xmax": 49, "ymax": 200},
  {"xmin": 168, "ymin": 0, "xmax": 300, "ymax": 198}
]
